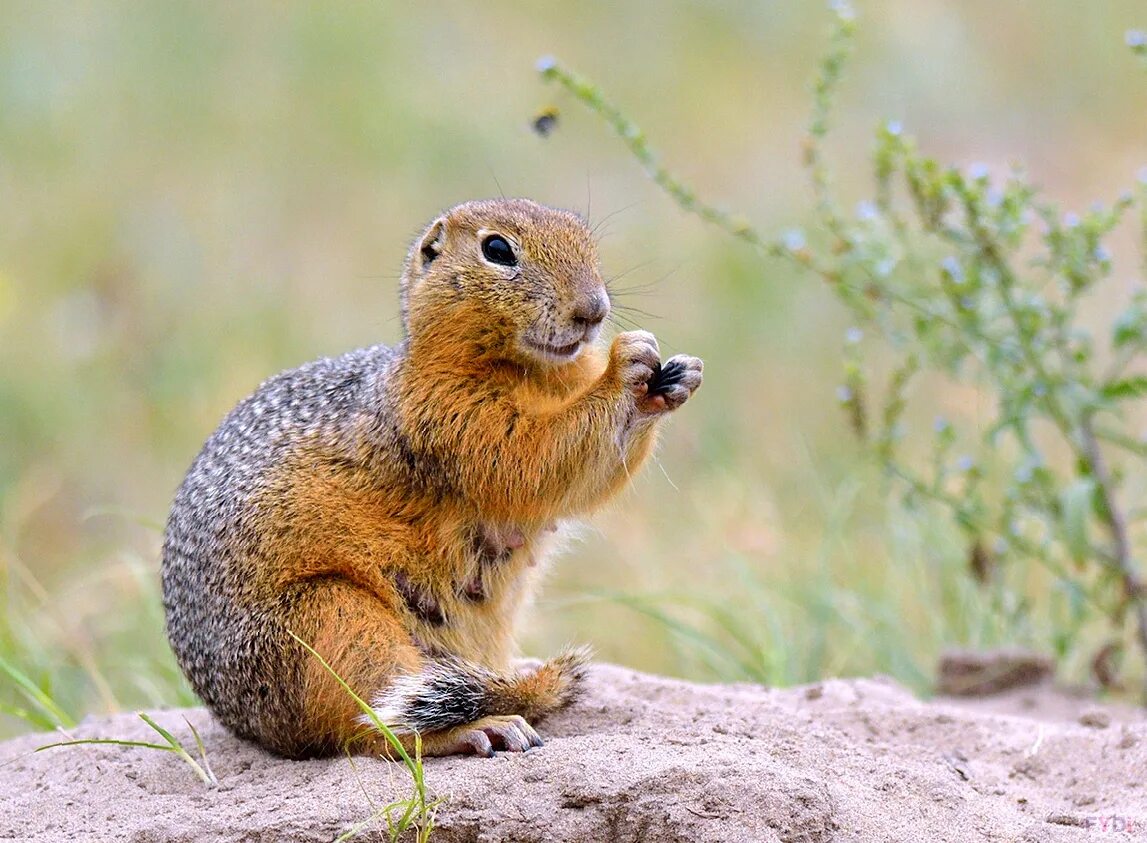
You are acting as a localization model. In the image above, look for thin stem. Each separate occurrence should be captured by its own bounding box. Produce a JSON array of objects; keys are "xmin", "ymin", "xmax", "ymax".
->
[
  {"xmin": 1078, "ymin": 417, "xmax": 1147, "ymax": 699},
  {"xmin": 1094, "ymin": 424, "xmax": 1147, "ymax": 458},
  {"xmin": 538, "ymin": 58, "xmax": 783, "ymax": 258}
]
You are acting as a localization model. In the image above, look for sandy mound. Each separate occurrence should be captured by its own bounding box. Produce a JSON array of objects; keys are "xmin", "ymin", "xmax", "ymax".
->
[{"xmin": 2, "ymin": 664, "xmax": 1144, "ymax": 842}]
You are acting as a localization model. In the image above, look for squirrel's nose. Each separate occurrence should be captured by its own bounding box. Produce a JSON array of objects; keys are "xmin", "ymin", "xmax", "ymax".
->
[{"xmin": 572, "ymin": 290, "xmax": 610, "ymax": 327}]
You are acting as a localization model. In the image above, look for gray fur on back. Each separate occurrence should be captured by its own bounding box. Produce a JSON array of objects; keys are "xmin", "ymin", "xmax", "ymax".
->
[{"xmin": 161, "ymin": 344, "xmax": 399, "ymax": 748}]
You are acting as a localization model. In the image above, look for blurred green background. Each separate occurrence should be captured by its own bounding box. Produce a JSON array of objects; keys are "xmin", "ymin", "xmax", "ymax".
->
[{"xmin": 2, "ymin": 1, "xmax": 1145, "ymax": 737}]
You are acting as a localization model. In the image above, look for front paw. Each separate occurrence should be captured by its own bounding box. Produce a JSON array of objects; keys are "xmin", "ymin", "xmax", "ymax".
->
[
  {"xmin": 610, "ymin": 330, "xmax": 662, "ymax": 398},
  {"xmin": 640, "ymin": 354, "xmax": 703, "ymax": 413}
]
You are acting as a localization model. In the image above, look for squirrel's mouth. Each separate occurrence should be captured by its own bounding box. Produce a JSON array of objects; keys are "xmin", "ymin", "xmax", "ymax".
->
[{"xmin": 523, "ymin": 336, "xmax": 585, "ymax": 363}]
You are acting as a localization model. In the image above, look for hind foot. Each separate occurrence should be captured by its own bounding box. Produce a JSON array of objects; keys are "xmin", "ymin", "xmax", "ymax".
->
[{"xmin": 412, "ymin": 715, "xmax": 544, "ymax": 758}]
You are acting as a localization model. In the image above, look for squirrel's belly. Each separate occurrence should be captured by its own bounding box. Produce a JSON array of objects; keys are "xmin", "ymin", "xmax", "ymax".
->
[{"xmin": 409, "ymin": 523, "xmax": 568, "ymax": 669}]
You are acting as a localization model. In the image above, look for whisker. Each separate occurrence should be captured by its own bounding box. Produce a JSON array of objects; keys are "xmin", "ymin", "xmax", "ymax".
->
[
  {"xmin": 605, "ymin": 259, "xmax": 658, "ymax": 288},
  {"xmin": 608, "ymin": 284, "xmax": 661, "ymax": 298},
  {"xmin": 644, "ymin": 264, "xmax": 684, "ymax": 290},
  {"xmin": 584, "ymin": 172, "xmax": 592, "ymax": 224},
  {"xmin": 607, "ymin": 312, "xmax": 643, "ymax": 332},
  {"xmin": 591, "ymin": 200, "xmax": 645, "ymax": 236},
  {"xmin": 612, "ymin": 303, "xmax": 662, "ymax": 321},
  {"xmin": 489, "ymin": 167, "xmax": 507, "ymax": 200},
  {"xmin": 606, "ymin": 264, "xmax": 683, "ymax": 301}
]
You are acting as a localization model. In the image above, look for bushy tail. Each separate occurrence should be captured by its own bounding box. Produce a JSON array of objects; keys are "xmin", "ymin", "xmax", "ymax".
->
[{"xmin": 366, "ymin": 646, "xmax": 592, "ymax": 735}]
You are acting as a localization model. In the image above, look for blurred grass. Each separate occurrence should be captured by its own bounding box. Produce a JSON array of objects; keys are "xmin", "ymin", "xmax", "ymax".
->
[{"xmin": 2, "ymin": 0, "xmax": 1146, "ymax": 737}]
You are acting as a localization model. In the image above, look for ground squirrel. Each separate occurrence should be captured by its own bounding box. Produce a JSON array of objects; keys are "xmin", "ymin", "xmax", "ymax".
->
[{"xmin": 161, "ymin": 198, "xmax": 704, "ymax": 759}]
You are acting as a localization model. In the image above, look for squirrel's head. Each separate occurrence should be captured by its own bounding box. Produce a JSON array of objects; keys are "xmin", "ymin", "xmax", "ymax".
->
[{"xmin": 400, "ymin": 198, "xmax": 610, "ymax": 367}]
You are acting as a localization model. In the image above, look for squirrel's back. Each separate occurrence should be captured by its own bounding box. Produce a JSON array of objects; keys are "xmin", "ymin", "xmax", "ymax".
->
[{"xmin": 162, "ymin": 343, "xmax": 400, "ymax": 749}]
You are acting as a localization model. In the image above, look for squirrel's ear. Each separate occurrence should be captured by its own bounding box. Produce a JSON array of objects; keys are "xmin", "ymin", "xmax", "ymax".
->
[{"xmin": 416, "ymin": 218, "xmax": 447, "ymax": 271}]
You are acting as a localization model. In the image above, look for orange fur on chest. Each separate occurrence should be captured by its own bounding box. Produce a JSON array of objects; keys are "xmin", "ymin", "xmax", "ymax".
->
[{"xmin": 396, "ymin": 336, "xmax": 616, "ymax": 520}]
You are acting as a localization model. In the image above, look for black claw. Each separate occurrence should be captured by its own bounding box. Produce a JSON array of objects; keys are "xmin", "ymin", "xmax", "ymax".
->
[{"xmin": 646, "ymin": 359, "xmax": 687, "ymax": 396}]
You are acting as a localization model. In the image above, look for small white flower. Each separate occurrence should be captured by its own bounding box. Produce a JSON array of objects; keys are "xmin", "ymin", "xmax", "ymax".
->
[
  {"xmin": 941, "ymin": 256, "xmax": 964, "ymax": 283},
  {"xmin": 783, "ymin": 229, "xmax": 807, "ymax": 251},
  {"xmin": 845, "ymin": 326, "xmax": 864, "ymax": 344},
  {"xmin": 836, "ymin": 385, "xmax": 853, "ymax": 402},
  {"xmin": 829, "ymin": 0, "xmax": 856, "ymax": 21}
]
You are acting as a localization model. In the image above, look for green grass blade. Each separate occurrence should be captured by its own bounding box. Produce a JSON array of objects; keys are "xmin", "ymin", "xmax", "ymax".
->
[
  {"xmin": 288, "ymin": 630, "xmax": 438, "ymax": 839},
  {"xmin": 136, "ymin": 711, "xmax": 180, "ymax": 747},
  {"xmin": 286, "ymin": 631, "xmax": 416, "ymax": 770},
  {"xmin": 0, "ymin": 701, "xmax": 60, "ymax": 732},
  {"xmin": 138, "ymin": 712, "xmax": 216, "ymax": 786},
  {"xmin": 33, "ymin": 715, "xmax": 217, "ymax": 787},
  {"xmin": 37, "ymin": 738, "xmax": 173, "ymax": 753},
  {"xmin": 334, "ymin": 799, "xmax": 410, "ymax": 843},
  {"xmin": 0, "ymin": 655, "xmax": 76, "ymax": 729},
  {"xmin": 183, "ymin": 716, "xmax": 217, "ymax": 785}
]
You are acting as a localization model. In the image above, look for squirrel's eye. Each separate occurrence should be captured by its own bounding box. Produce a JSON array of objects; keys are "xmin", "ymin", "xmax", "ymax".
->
[{"xmin": 481, "ymin": 235, "xmax": 517, "ymax": 267}]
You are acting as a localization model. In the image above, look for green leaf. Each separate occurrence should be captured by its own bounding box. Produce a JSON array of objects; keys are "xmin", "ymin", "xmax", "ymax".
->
[
  {"xmin": 1100, "ymin": 376, "xmax": 1147, "ymax": 400},
  {"xmin": 1060, "ymin": 478, "xmax": 1096, "ymax": 564},
  {"xmin": 1112, "ymin": 308, "xmax": 1145, "ymax": 347}
]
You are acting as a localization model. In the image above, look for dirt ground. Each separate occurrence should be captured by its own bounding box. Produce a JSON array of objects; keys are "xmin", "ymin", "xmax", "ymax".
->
[{"xmin": 2, "ymin": 663, "xmax": 1144, "ymax": 842}]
